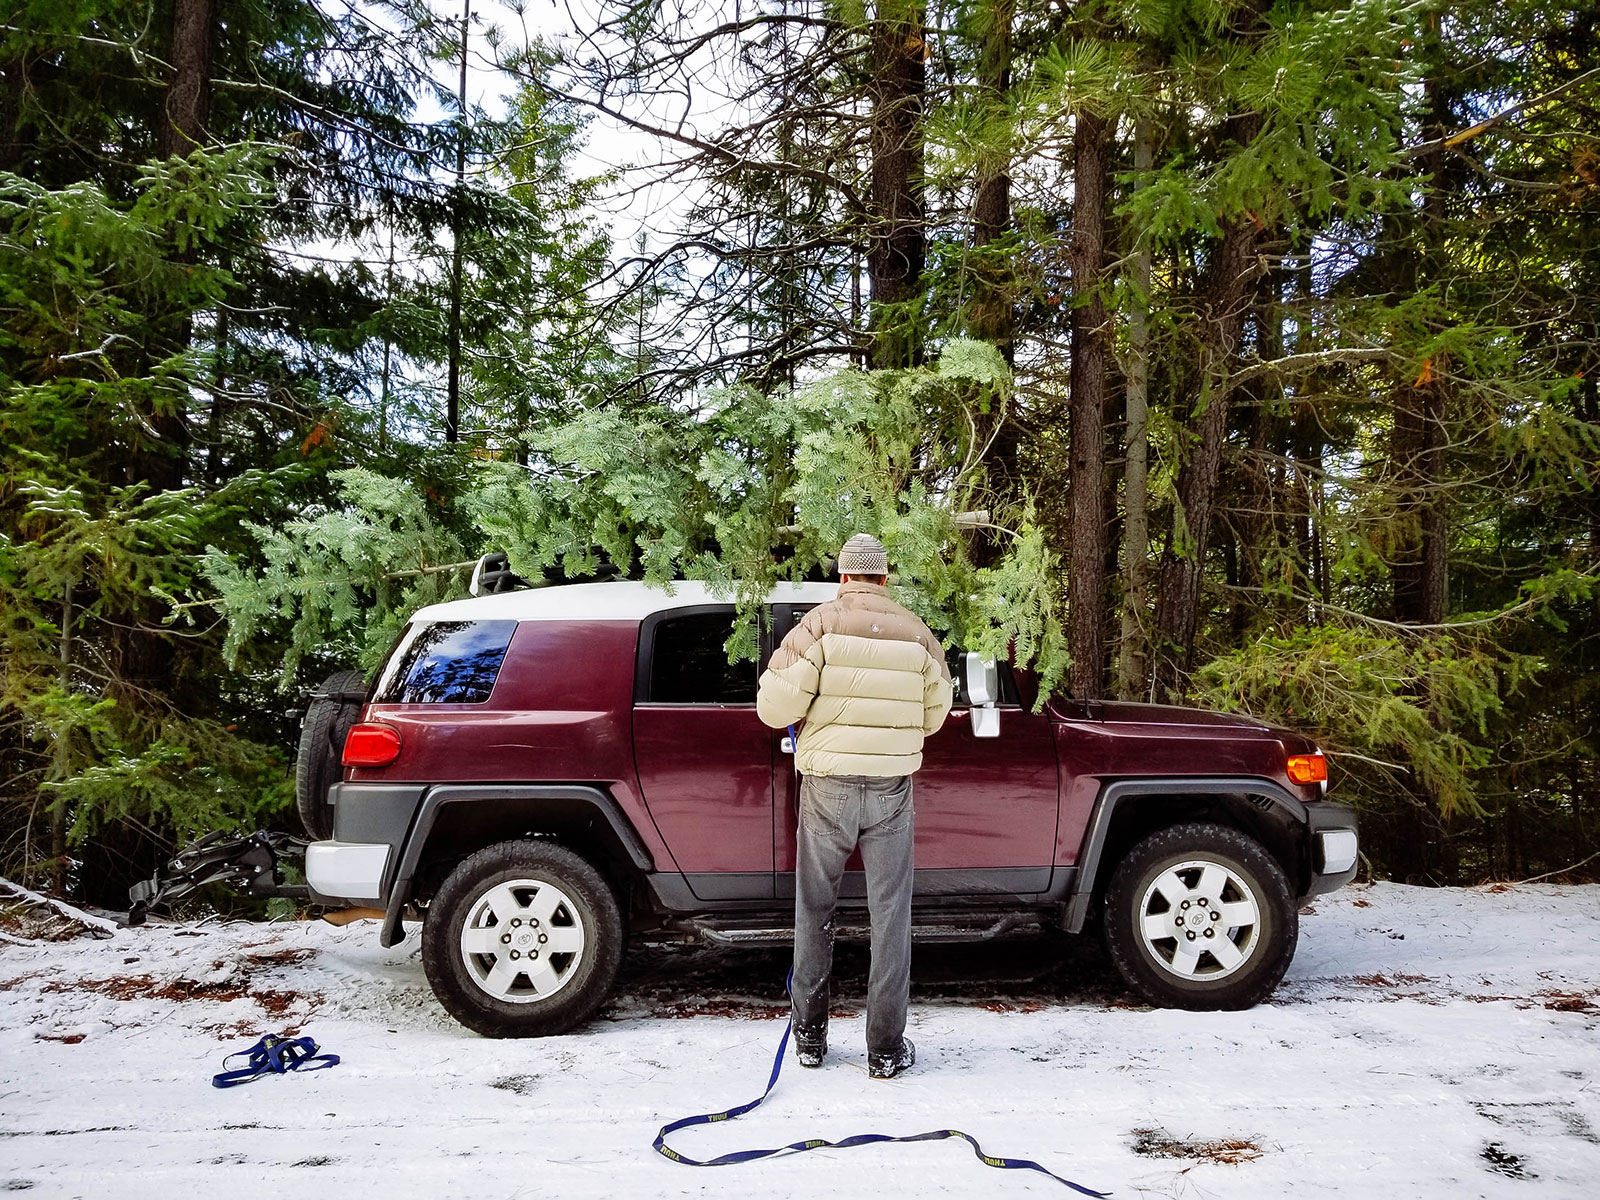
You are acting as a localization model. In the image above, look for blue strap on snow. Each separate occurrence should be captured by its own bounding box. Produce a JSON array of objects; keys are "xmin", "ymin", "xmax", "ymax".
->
[
  {"xmin": 212, "ymin": 1033, "xmax": 339, "ymax": 1088},
  {"xmin": 652, "ymin": 979, "xmax": 1110, "ymax": 1195}
]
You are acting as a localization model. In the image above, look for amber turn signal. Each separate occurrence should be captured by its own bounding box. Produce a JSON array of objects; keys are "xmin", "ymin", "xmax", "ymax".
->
[
  {"xmin": 1286, "ymin": 752, "xmax": 1327, "ymax": 785},
  {"xmin": 342, "ymin": 723, "xmax": 402, "ymax": 767}
]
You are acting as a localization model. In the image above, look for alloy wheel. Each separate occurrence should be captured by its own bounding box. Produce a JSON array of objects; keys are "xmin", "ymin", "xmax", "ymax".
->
[
  {"xmin": 1136, "ymin": 858, "xmax": 1262, "ymax": 981},
  {"xmin": 459, "ymin": 878, "xmax": 587, "ymax": 1003}
]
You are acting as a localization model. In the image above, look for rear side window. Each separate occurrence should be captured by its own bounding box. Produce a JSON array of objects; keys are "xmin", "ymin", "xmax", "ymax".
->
[
  {"xmin": 372, "ymin": 620, "xmax": 518, "ymax": 704},
  {"xmin": 645, "ymin": 610, "xmax": 758, "ymax": 704}
]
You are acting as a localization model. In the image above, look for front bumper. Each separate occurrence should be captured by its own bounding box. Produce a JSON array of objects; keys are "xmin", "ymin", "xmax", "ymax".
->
[{"xmin": 1304, "ymin": 800, "xmax": 1360, "ymax": 896}]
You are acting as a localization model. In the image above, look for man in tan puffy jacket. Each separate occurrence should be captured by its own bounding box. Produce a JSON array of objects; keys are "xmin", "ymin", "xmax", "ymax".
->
[{"xmin": 756, "ymin": 533, "xmax": 953, "ymax": 1078}]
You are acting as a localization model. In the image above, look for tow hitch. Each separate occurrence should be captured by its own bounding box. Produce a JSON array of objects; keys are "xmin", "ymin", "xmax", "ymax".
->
[{"xmin": 126, "ymin": 830, "xmax": 310, "ymax": 925}]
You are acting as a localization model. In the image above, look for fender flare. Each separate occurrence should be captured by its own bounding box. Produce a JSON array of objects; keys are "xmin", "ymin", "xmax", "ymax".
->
[
  {"xmin": 381, "ymin": 783, "xmax": 654, "ymax": 947},
  {"xmin": 1061, "ymin": 777, "xmax": 1309, "ymax": 934}
]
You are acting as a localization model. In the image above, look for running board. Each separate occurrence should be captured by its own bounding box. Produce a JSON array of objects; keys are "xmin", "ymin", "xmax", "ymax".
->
[{"xmin": 689, "ymin": 912, "xmax": 1043, "ymax": 947}]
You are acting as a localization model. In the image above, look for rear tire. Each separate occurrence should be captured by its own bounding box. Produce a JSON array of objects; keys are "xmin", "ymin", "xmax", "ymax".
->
[
  {"xmin": 422, "ymin": 840, "xmax": 623, "ymax": 1038},
  {"xmin": 294, "ymin": 669, "xmax": 367, "ymax": 841},
  {"xmin": 1103, "ymin": 822, "xmax": 1297, "ymax": 1011}
]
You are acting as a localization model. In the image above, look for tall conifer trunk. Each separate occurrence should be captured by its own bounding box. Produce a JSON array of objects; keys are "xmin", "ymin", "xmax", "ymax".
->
[
  {"xmin": 966, "ymin": 0, "xmax": 1021, "ymax": 509},
  {"xmin": 969, "ymin": 0, "xmax": 1012, "ymax": 361},
  {"xmin": 1150, "ymin": 112, "xmax": 1264, "ymax": 701},
  {"xmin": 145, "ymin": 0, "xmax": 218, "ymax": 495},
  {"xmin": 1392, "ymin": 59, "xmax": 1451, "ymax": 628},
  {"xmin": 867, "ymin": 0, "xmax": 926, "ymax": 369},
  {"xmin": 160, "ymin": 0, "xmax": 216, "ymax": 159},
  {"xmin": 1391, "ymin": 382, "xmax": 1448, "ymax": 625},
  {"xmin": 0, "ymin": 54, "xmax": 24, "ymax": 172},
  {"xmin": 98, "ymin": 0, "xmax": 221, "ymax": 903},
  {"xmin": 1383, "ymin": 22, "xmax": 1455, "ymax": 882},
  {"xmin": 446, "ymin": 0, "xmax": 471, "ymax": 443},
  {"xmin": 1116, "ymin": 118, "xmax": 1154, "ymax": 700},
  {"xmin": 1068, "ymin": 111, "xmax": 1110, "ymax": 698}
]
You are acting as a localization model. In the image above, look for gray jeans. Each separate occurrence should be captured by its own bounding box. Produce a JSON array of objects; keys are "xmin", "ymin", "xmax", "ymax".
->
[{"xmin": 791, "ymin": 773, "xmax": 914, "ymax": 1056}]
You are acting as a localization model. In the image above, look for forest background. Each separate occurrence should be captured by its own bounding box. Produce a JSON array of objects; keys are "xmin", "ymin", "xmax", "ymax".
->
[{"xmin": 1, "ymin": 0, "xmax": 1597, "ymax": 907}]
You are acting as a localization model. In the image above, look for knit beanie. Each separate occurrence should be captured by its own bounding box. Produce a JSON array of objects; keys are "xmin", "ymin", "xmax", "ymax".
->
[{"xmin": 837, "ymin": 532, "xmax": 889, "ymax": 576}]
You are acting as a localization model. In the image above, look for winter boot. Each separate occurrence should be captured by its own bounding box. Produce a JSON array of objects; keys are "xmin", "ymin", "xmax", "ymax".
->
[
  {"xmin": 867, "ymin": 1037, "xmax": 915, "ymax": 1079},
  {"xmin": 794, "ymin": 1022, "xmax": 827, "ymax": 1068}
]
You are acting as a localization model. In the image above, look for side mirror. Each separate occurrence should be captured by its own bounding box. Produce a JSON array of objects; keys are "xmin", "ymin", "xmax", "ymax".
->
[
  {"xmin": 963, "ymin": 652, "xmax": 1001, "ymax": 738},
  {"xmin": 964, "ymin": 652, "xmax": 998, "ymax": 705}
]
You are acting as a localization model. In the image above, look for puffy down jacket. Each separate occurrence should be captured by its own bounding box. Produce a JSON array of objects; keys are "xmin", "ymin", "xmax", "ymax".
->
[{"xmin": 756, "ymin": 580, "xmax": 953, "ymax": 777}]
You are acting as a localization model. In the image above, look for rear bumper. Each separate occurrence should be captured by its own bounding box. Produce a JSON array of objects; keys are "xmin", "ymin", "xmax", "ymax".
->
[
  {"xmin": 1304, "ymin": 801, "xmax": 1360, "ymax": 896},
  {"xmin": 305, "ymin": 841, "xmax": 391, "ymax": 903},
  {"xmin": 306, "ymin": 781, "xmax": 426, "ymax": 904}
]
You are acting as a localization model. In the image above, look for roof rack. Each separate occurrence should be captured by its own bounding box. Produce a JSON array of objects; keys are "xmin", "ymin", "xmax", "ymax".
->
[{"xmin": 468, "ymin": 551, "xmax": 529, "ymax": 596}]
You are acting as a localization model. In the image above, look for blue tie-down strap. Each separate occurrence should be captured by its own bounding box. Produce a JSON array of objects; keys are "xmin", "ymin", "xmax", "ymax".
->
[
  {"xmin": 212, "ymin": 1033, "xmax": 339, "ymax": 1088},
  {"xmin": 652, "ymin": 987, "xmax": 1109, "ymax": 1195}
]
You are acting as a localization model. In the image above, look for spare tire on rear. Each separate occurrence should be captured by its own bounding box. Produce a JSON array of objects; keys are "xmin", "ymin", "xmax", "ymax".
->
[{"xmin": 294, "ymin": 669, "xmax": 368, "ymax": 841}]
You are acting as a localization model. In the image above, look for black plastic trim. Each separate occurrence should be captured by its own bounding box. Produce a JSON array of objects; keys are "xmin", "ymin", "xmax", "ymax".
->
[
  {"xmin": 683, "ymin": 871, "xmax": 774, "ymax": 900},
  {"xmin": 329, "ymin": 782, "xmax": 423, "ymax": 848},
  {"xmin": 379, "ymin": 783, "xmax": 655, "ymax": 947},
  {"xmin": 644, "ymin": 872, "xmax": 702, "ymax": 911},
  {"xmin": 1304, "ymin": 800, "xmax": 1360, "ymax": 897},
  {"xmin": 640, "ymin": 866, "xmax": 1072, "ymax": 915},
  {"xmin": 322, "ymin": 782, "xmax": 426, "ymax": 903},
  {"xmin": 1061, "ymin": 776, "xmax": 1314, "ymax": 933},
  {"xmin": 778, "ymin": 866, "xmax": 1055, "ymax": 901}
]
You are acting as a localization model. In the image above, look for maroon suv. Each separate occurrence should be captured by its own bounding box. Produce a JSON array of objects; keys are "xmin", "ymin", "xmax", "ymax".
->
[{"xmin": 301, "ymin": 579, "xmax": 1358, "ymax": 1037}]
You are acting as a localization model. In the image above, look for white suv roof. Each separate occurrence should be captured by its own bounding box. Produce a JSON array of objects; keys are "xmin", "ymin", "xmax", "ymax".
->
[{"xmin": 410, "ymin": 579, "xmax": 841, "ymax": 625}]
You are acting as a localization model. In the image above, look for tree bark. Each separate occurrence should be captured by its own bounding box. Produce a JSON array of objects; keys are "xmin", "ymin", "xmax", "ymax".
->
[
  {"xmin": 1391, "ymin": 380, "xmax": 1448, "ymax": 624},
  {"xmin": 159, "ymin": 0, "xmax": 216, "ymax": 159},
  {"xmin": 382, "ymin": 229, "xmax": 396, "ymax": 454},
  {"xmin": 964, "ymin": 0, "xmax": 1023, "ymax": 510},
  {"xmin": 142, "ymin": 0, "xmax": 218, "ymax": 494},
  {"xmin": 1150, "ymin": 116, "xmax": 1264, "ymax": 700},
  {"xmin": 104, "ymin": 0, "xmax": 222, "ymax": 883},
  {"xmin": 866, "ymin": 1, "xmax": 926, "ymax": 370},
  {"xmin": 203, "ymin": 297, "xmax": 228, "ymax": 485},
  {"xmin": 446, "ymin": 0, "xmax": 471, "ymax": 443},
  {"xmin": 1387, "ymin": 27, "xmax": 1454, "ymax": 880},
  {"xmin": 1068, "ymin": 111, "xmax": 1110, "ymax": 698},
  {"xmin": 1228, "ymin": 396, "xmax": 1274, "ymax": 640},
  {"xmin": 50, "ymin": 584, "xmax": 73, "ymax": 894},
  {"xmin": 1116, "ymin": 118, "xmax": 1154, "ymax": 701},
  {"xmin": 0, "ymin": 52, "xmax": 25, "ymax": 172},
  {"xmin": 968, "ymin": 0, "xmax": 1012, "ymax": 362},
  {"xmin": 1391, "ymin": 58, "xmax": 1451, "ymax": 627},
  {"xmin": 1582, "ymin": 374, "xmax": 1600, "ymax": 559}
]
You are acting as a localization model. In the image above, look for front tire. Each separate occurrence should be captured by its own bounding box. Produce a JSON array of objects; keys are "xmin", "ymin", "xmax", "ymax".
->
[
  {"xmin": 422, "ymin": 840, "xmax": 623, "ymax": 1037},
  {"xmin": 1103, "ymin": 822, "xmax": 1297, "ymax": 1011}
]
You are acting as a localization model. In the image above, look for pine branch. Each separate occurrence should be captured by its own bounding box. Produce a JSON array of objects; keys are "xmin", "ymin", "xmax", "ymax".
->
[
  {"xmin": 1402, "ymin": 67, "xmax": 1600, "ymax": 156},
  {"xmin": 1220, "ymin": 346, "xmax": 1395, "ymax": 395}
]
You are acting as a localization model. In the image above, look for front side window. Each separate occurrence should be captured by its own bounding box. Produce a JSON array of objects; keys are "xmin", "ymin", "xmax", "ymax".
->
[
  {"xmin": 372, "ymin": 619, "xmax": 518, "ymax": 704},
  {"xmin": 646, "ymin": 610, "xmax": 758, "ymax": 704}
]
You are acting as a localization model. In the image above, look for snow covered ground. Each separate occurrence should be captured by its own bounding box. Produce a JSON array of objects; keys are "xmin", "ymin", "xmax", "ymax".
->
[{"xmin": 2, "ymin": 882, "xmax": 1598, "ymax": 1199}]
